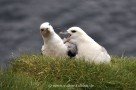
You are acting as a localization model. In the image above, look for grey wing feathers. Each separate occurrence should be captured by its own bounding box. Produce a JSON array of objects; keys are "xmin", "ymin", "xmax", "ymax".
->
[{"xmin": 67, "ymin": 43, "xmax": 78, "ymax": 58}]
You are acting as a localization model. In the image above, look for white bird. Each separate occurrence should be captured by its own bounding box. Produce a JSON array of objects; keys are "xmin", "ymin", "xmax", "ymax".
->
[
  {"xmin": 66, "ymin": 27, "xmax": 111, "ymax": 64},
  {"xmin": 40, "ymin": 22, "xmax": 68, "ymax": 57}
]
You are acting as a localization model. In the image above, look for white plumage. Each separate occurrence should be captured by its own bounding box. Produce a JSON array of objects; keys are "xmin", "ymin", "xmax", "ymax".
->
[
  {"xmin": 66, "ymin": 27, "xmax": 111, "ymax": 64},
  {"xmin": 40, "ymin": 22, "xmax": 68, "ymax": 57}
]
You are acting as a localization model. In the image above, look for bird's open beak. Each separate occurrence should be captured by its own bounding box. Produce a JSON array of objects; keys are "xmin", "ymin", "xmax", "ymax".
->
[
  {"xmin": 59, "ymin": 31, "xmax": 71, "ymax": 37},
  {"xmin": 59, "ymin": 31, "xmax": 71, "ymax": 38},
  {"xmin": 59, "ymin": 31, "xmax": 71, "ymax": 43}
]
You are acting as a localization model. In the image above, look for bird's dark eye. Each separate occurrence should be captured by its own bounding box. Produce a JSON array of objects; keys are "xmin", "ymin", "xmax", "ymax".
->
[{"xmin": 71, "ymin": 30, "xmax": 76, "ymax": 33}]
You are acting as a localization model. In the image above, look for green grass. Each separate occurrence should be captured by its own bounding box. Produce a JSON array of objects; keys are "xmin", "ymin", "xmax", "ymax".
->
[{"xmin": 0, "ymin": 55, "xmax": 136, "ymax": 90}]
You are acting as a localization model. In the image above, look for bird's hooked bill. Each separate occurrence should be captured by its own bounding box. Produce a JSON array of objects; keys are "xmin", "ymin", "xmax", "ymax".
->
[
  {"xmin": 59, "ymin": 31, "xmax": 71, "ymax": 38},
  {"xmin": 40, "ymin": 28, "xmax": 49, "ymax": 32},
  {"xmin": 40, "ymin": 28, "xmax": 51, "ymax": 37},
  {"xmin": 59, "ymin": 31, "xmax": 68, "ymax": 35},
  {"xmin": 59, "ymin": 31, "xmax": 71, "ymax": 43}
]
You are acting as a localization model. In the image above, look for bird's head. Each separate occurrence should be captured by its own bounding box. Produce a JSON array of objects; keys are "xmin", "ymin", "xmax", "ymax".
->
[
  {"xmin": 40, "ymin": 22, "xmax": 54, "ymax": 37},
  {"xmin": 66, "ymin": 27, "xmax": 87, "ymax": 44}
]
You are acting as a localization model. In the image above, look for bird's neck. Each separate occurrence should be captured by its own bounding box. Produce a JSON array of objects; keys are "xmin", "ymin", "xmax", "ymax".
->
[{"xmin": 76, "ymin": 35, "xmax": 97, "ymax": 46}]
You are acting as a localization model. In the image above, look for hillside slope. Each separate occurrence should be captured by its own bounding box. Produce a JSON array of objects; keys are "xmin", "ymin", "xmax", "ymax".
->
[{"xmin": 0, "ymin": 55, "xmax": 136, "ymax": 90}]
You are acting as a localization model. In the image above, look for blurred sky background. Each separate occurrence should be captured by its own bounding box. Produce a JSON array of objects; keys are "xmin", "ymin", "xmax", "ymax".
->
[{"xmin": 0, "ymin": 0, "xmax": 136, "ymax": 68}]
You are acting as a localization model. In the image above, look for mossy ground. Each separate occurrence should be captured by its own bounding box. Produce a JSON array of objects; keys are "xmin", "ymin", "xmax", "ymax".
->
[{"xmin": 0, "ymin": 55, "xmax": 136, "ymax": 90}]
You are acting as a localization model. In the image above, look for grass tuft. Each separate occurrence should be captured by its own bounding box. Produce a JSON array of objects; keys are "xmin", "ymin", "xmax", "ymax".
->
[{"xmin": 0, "ymin": 55, "xmax": 136, "ymax": 90}]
